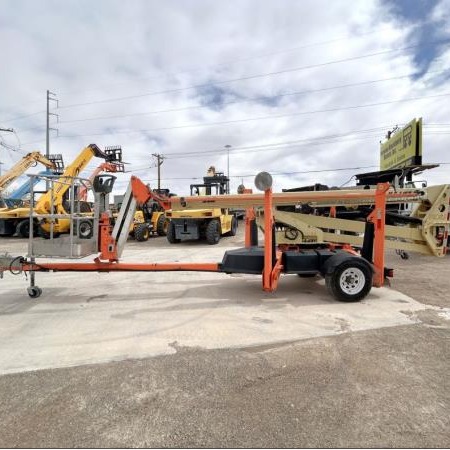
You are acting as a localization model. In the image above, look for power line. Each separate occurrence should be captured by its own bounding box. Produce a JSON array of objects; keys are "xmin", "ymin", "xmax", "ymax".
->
[
  {"xmin": 0, "ymin": 20, "xmax": 439, "ymax": 117},
  {"xmin": 164, "ymin": 127, "xmax": 390, "ymax": 157},
  {"xmin": 0, "ymin": 110, "xmax": 45, "ymax": 123},
  {"xmin": 56, "ymin": 23, "xmax": 406, "ymax": 97},
  {"xmin": 163, "ymin": 129, "xmax": 450, "ymax": 159},
  {"xmin": 59, "ymin": 70, "xmax": 447, "ymax": 124},
  {"xmin": 126, "ymin": 135, "xmax": 384, "ymax": 172},
  {"xmin": 125, "ymin": 129, "xmax": 394, "ymax": 172},
  {"xmin": 166, "ymin": 136, "xmax": 381, "ymax": 160},
  {"xmin": 135, "ymin": 162, "xmax": 450, "ymax": 184},
  {"xmin": 16, "ymin": 122, "xmax": 450, "ymax": 149},
  {"xmin": 57, "ymin": 39, "xmax": 449, "ymax": 110},
  {"xmin": 122, "ymin": 124, "xmax": 450, "ymax": 171},
  {"xmin": 52, "ymin": 91, "xmax": 450, "ymax": 139},
  {"xmin": 138, "ymin": 165, "xmax": 380, "ymax": 182}
]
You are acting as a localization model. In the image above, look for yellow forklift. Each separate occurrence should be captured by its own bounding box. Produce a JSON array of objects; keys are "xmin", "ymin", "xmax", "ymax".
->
[
  {"xmin": 113, "ymin": 187, "xmax": 172, "ymax": 242},
  {"xmin": 166, "ymin": 167, "xmax": 237, "ymax": 245}
]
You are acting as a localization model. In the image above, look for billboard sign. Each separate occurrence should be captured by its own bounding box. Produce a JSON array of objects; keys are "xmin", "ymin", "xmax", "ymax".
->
[{"xmin": 380, "ymin": 118, "xmax": 422, "ymax": 170}]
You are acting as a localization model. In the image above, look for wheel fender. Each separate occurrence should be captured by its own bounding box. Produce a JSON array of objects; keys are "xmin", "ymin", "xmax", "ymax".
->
[{"xmin": 320, "ymin": 254, "xmax": 373, "ymax": 277}]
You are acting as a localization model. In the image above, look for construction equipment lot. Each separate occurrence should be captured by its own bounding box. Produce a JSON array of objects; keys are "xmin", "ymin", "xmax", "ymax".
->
[{"xmin": 0, "ymin": 227, "xmax": 449, "ymax": 447}]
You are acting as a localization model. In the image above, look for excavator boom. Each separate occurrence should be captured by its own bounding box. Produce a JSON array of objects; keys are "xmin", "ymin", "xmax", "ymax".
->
[{"xmin": 0, "ymin": 152, "xmax": 58, "ymax": 193}]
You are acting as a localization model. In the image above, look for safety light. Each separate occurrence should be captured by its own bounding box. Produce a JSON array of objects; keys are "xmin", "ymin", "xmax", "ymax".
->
[{"xmin": 254, "ymin": 172, "xmax": 273, "ymax": 191}]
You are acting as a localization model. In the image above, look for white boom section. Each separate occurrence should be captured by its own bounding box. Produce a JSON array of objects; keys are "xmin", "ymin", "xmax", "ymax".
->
[
  {"xmin": 258, "ymin": 184, "xmax": 450, "ymax": 257},
  {"xmin": 168, "ymin": 186, "xmax": 426, "ymax": 210},
  {"xmin": 111, "ymin": 182, "xmax": 138, "ymax": 258}
]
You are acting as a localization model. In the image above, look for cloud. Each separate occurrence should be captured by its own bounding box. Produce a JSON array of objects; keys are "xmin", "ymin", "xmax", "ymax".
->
[{"xmin": 1, "ymin": 0, "xmax": 449, "ymax": 196}]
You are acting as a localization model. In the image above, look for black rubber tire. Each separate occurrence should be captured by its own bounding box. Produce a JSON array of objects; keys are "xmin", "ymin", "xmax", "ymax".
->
[
  {"xmin": 78, "ymin": 219, "xmax": 94, "ymax": 239},
  {"xmin": 325, "ymin": 259, "xmax": 372, "ymax": 302},
  {"xmin": 156, "ymin": 214, "xmax": 169, "ymax": 236},
  {"xmin": 166, "ymin": 221, "xmax": 180, "ymax": 244},
  {"xmin": 134, "ymin": 223, "xmax": 150, "ymax": 242},
  {"xmin": 206, "ymin": 219, "xmax": 221, "ymax": 245},
  {"xmin": 228, "ymin": 216, "xmax": 238, "ymax": 236},
  {"xmin": 27, "ymin": 286, "xmax": 42, "ymax": 299},
  {"xmin": 16, "ymin": 220, "xmax": 31, "ymax": 238},
  {"xmin": 79, "ymin": 202, "xmax": 92, "ymax": 213}
]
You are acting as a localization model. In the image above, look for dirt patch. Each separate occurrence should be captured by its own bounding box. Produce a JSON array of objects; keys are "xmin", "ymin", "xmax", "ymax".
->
[
  {"xmin": 401, "ymin": 308, "xmax": 450, "ymax": 329},
  {"xmin": 386, "ymin": 250, "xmax": 450, "ymax": 308}
]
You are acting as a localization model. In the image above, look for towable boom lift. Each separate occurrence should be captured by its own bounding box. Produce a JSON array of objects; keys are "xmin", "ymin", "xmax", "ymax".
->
[{"xmin": 0, "ymin": 171, "xmax": 448, "ymax": 302}]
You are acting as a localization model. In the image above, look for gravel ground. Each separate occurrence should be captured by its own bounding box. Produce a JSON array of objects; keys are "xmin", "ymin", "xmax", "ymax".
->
[
  {"xmin": 386, "ymin": 250, "xmax": 450, "ymax": 308},
  {"xmin": 0, "ymin": 238, "xmax": 449, "ymax": 448}
]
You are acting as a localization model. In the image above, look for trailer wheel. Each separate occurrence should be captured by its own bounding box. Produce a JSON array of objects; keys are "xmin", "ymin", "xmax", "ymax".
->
[
  {"xmin": 156, "ymin": 214, "xmax": 169, "ymax": 236},
  {"xmin": 134, "ymin": 223, "xmax": 150, "ymax": 242},
  {"xmin": 167, "ymin": 221, "xmax": 180, "ymax": 244},
  {"xmin": 325, "ymin": 259, "xmax": 372, "ymax": 302},
  {"xmin": 206, "ymin": 219, "xmax": 221, "ymax": 245}
]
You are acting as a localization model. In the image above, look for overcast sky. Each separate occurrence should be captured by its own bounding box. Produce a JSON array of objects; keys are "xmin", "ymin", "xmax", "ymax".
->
[{"xmin": 0, "ymin": 0, "xmax": 449, "ymax": 196}]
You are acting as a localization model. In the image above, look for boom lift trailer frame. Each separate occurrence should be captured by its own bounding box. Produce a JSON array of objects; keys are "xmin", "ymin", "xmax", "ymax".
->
[{"xmin": 0, "ymin": 172, "xmax": 447, "ymax": 302}]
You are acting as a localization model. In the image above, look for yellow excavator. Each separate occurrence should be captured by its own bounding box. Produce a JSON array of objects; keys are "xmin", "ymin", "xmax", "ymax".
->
[{"xmin": 0, "ymin": 144, "xmax": 122, "ymax": 237}]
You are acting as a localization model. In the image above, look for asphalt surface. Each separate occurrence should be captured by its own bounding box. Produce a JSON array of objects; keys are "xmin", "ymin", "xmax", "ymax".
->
[
  {"xmin": 1, "ymin": 324, "xmax": 449, "ymax": 448},
  {"xmin": 0, "ymin": 231, "xmax": 449, "ymax": 447}
]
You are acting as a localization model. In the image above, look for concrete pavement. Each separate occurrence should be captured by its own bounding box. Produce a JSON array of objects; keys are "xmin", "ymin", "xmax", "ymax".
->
[{"xmin": 1, "ymin": 234, "xmax": 448, "ymax": 375}]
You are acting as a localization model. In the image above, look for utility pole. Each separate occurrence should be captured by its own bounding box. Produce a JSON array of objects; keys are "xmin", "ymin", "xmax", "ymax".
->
[
  {"xmin": 152, "ymin": 153, "xmax": 165, "ymax": 190},
  {"xmin": 46, "ymin": 90, "xmax": 59, "ymax": 158},
  {"xmin": 46, "ymin": 90, "xmax": 58, "ymax": 189},
  {"xmin": 225, "ymin": 144, "xmax": 231, "ymax": 194}
]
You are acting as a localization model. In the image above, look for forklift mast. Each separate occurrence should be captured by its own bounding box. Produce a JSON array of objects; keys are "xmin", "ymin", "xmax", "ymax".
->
[{"xmin": 190, "ymin": 167, "xmax": 229, "ymax": 196}]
